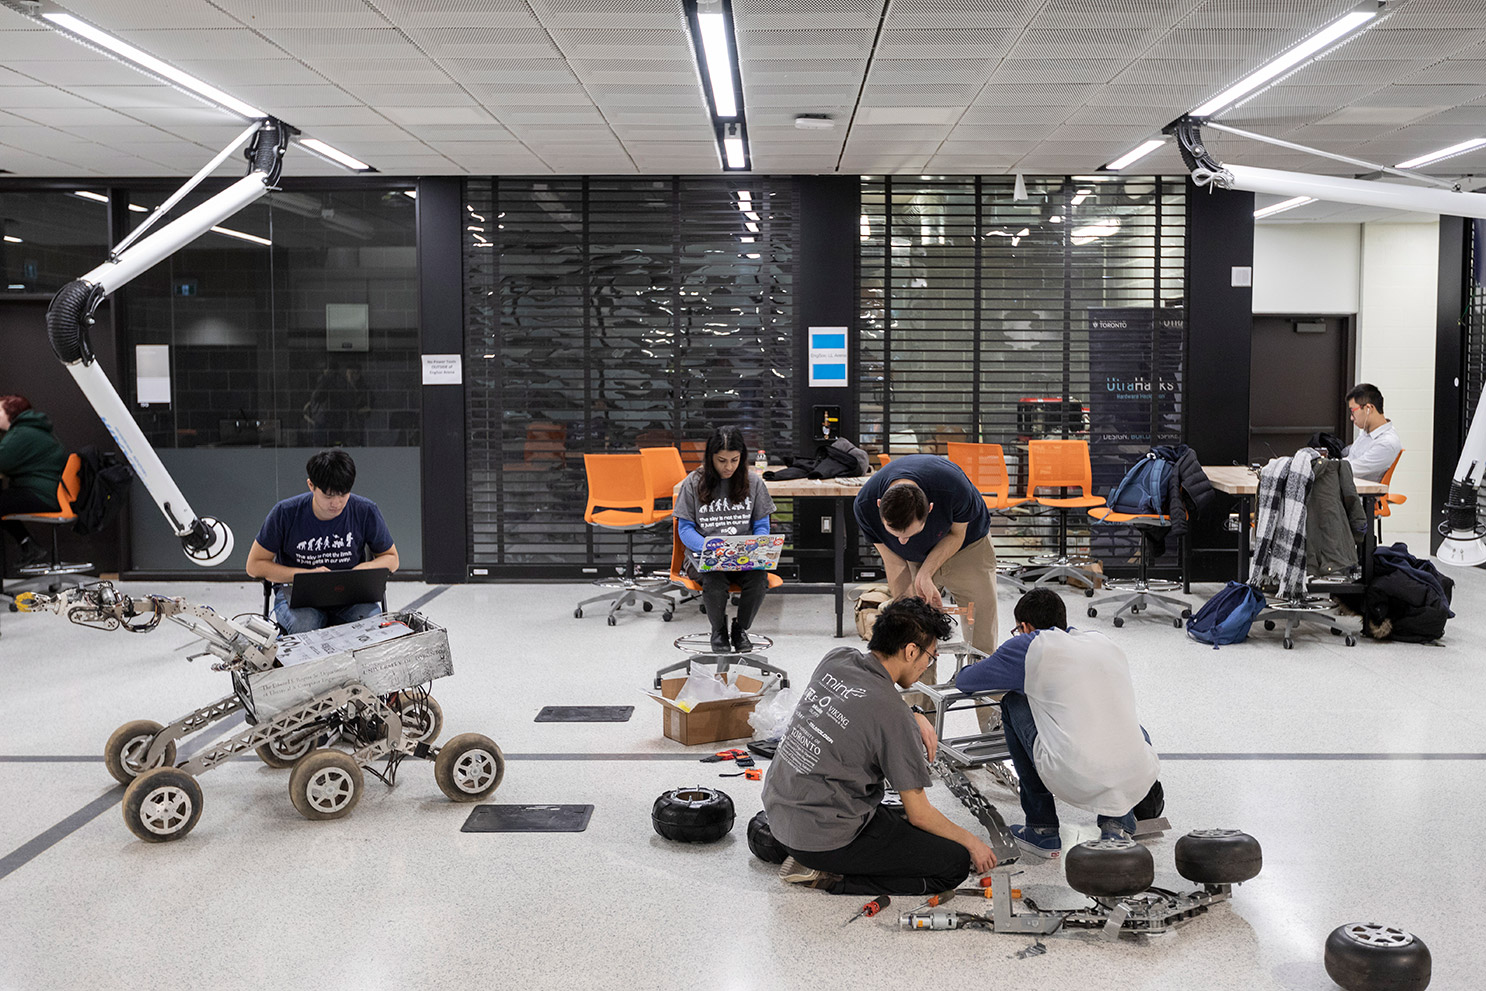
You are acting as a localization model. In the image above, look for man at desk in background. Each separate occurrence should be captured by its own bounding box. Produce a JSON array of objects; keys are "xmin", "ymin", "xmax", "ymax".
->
[
  {"xmin": 1343, "ymin": 383, "xmax": 1401, "ymax": 483},
  {"xmin": 854, "ymin": 453, "xmax": 998, "ymax": 663},
  {"xmin": 245, "ymin": 450, "xmax": 398, "ymax": 634}
]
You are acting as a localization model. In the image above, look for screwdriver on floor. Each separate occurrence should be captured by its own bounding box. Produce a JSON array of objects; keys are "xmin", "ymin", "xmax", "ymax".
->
[{"xmin": 844, "ymin": 895, "xmax": 891, "ymax": 926}]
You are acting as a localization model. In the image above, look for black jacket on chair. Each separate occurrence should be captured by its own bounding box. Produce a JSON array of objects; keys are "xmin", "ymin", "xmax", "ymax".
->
[{"xmin": 1150, "ymin": 444, "xmax": 1215, "ymax": 548}]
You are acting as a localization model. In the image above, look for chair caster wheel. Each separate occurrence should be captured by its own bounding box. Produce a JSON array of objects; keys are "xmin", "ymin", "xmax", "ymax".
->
[
  {"xmin": 1130, "ymin": 604, "xmax": 1141, "ymax": 614},
  {"xmin": 1173, "ymin": 617, "xmax": 1182, "ymax": 628},
  {"xmin": 1263, "ymin": 620, "xmax": 1275, "ymax": 631},
  {"xmin": 607, "ymin": 616, "xmax": 616, "ymax": 627},
  {"xmin": 1112, "ymin": 618, "xmax": 1123, "ymax": 628},
  {"xmin": 1181, "ymin": 608, "xmax": 1192, "ymax": 619},
  {"xmin": 1283, "ymin": 638, "xmax": 1293, "ymax": 649},
  {"xmin": 1345, "ymin": 635, "xmax": 1356, "ymax": 647},
  {"xmin": 1084, "ymin": 588, "xmax": 1095, "ymax": 598},
  {"xmin": 1087, "ymin": 607, "xmax": 1097, "ymax": 618},
  {"xmin": 643, "ymin": 601, "xmax": 653, "ymax": 612},
  {"xmin": 574, "ymin": 608, "xmax": 582, "ymax": 619},
  {"xmin": 662, "ymin": 611, "xmax": 673, "ymax": 622}
]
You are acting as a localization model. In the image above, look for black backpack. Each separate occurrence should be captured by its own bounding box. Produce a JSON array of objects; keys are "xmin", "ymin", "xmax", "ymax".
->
[{"xmin": 71, "ymin": 446, "xmax": 134, "ymax": 536}]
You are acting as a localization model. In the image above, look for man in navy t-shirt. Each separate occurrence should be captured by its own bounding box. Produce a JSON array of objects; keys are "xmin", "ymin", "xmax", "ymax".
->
[
  {"xmin": 854, "ymin": 454, "xmax": 999, "ymax": 660},
  {"xmin": 246, "ymin": 450, "xmax": 398, "ymax": 634}
]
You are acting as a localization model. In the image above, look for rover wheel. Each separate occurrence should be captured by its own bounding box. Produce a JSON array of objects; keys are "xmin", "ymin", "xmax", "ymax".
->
[
  {"xmin": 105, "ymin": 719, "xmax": 176, "ymax": 785},
  {"xmin": 652, "ymin": 787, "xmax": 735, "ymax": 843},
  {"xmin": 254, "ymin": 730, "xmax": 317, "ymax": 769},
  {"xmin": 1175, "ymin": 829, "xmax": 1263, "ymax": 884},
  {"xmin": 1324, "ymin": 923, "xmax": 1431, "ymax": 991},
  {"xmin": 393, "ymin": 693, "xmax": 444, "ymax": 744},
  {"xmin": 434, "ymin": 733, "xmax": 505, "ymax": 801},
  {"xmin": 1064, "ymin": 838, "xmax": 1154, "ymax": 898},
  {"xmin": 289, "ymin": 749, "xmax": 364, "ymax": 821},
  {"xmin": 746, "ymin": 809, "xmax": 788, "ymax": 864},
  {"xmin": 122, "ymin": 767, "xmax": 203, "ymax": 842}
]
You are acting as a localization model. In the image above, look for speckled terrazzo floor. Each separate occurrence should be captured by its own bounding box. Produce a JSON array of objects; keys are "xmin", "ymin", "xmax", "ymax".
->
[{"xmin": 1, "ymin": 546, "xmax": 1482, "ymax": 991}]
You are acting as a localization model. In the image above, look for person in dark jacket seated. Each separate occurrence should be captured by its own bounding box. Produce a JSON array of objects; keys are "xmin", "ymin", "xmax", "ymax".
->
[
  {"xmin": 0, "ymin": 395, "xmax": 67, "ymax": 568},
  {"xmin": 955, "ymin": 588, "xmax": 1160, "ymax": 859},
  {"xmin": 245, "ymin": 450, "xmax": 398, "ymax": 634}
]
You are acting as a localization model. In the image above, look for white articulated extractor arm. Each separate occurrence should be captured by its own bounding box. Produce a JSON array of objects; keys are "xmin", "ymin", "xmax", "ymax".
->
[{"xmin": 45, "ymin": 118, "xmax": 292, "ymax": 566}]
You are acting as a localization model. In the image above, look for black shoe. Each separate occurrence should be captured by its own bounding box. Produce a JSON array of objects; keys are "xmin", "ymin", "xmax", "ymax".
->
[
  {"xmin": 731, "ymin": 618, "xmax": 752, "ymax": 653},
  {"xmin": 710, "ymin": 630, "xmax": 732, "ymax": 654}
]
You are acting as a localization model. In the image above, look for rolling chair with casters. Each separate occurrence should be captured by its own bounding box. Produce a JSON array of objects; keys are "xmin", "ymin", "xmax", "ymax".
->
[
  {"xmin": 639, "ymin": 446, "xmax": 697, "ymax": 608},
  {"xmin": 947, "ymin": 441, "xmax": 1031, "ymax": 592},
  {"xmin": 1373, "ymin": 450, "xmax": 1406, "ymax": 542},
  {"xmin": 1017, "ymin": 440, "xmax": 1105, "ymax": 593},
  {"xmin": 1, "ymin": 453, "xmax": 93, "ymax": 603},
  {"xmin": 575, "ymin": 453, "xmax": 675, "ymax": 626},
  {"xmin": 1085, "ymin": 508, "xmax": 1191, "ymax": 628}
]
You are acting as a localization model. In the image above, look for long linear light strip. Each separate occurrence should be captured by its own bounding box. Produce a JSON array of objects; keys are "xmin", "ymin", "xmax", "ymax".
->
[
  {"xmin": 1254, "ymin": 195, "xmax": 1316, "ymax": 219},
  {"xmin": 696, "ymin": 11, "xmax": 738, "ymax": 118},
  {"xmin": 74, "ymin": 190, "xmax": 269, "ymax": 244},
  {"xmin": 40, "ymin": 12, "xmax": 372, "ymax": 174},
  {"xmin": 1397, "ymin": 138, "xmax": 1486, "ymax": 170},
  {"xmin": 686, "ymin": 0, "xmax": 750, "ymax": 171},
  {"xmin": 1103, "ymin": 3, "xmax": 1379, "ymax": 171},
  {"xmin": 42, "ymin": 12, "xmax": 265, "ymax": 120}
]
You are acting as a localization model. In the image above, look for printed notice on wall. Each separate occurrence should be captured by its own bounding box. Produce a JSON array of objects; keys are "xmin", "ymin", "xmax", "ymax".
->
[
  {"xmin": 807, "ymin": 326, "xmax": 848, "ymax": 388},
  {"xmin": 421, "ymin": 354, "xmax": 463, "ymax": 385}
]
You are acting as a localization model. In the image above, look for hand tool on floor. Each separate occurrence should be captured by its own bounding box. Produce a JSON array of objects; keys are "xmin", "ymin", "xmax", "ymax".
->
[
  {"xmin": 959, "ymin": 884, "xmax": 1021, "ymax": 899},
  {"xmin": 844, "ymin": 895, "xmax": 891, "ymax": 926},
  {"xmin": 701, "ymin": 748, "xmax": 748, "ymax": 763}
]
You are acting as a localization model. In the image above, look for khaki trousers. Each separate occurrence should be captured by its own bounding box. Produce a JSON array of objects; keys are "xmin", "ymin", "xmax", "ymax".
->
[{"xmin": 901, "ymin": 535, "xmax": 1001, "ymax": 730}]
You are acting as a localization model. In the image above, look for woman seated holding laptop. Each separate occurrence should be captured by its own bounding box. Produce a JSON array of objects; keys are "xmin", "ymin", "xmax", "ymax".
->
[{"xmin": 673, "ymin": 426, "xmax": 776, "ymax": 653}]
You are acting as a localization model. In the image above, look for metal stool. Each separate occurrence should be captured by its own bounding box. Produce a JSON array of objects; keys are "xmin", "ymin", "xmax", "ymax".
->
[
  {"xmin": 1257, "ymin": 594, "xmax": 1358, "ymax": 649},
  {"xmin": 653, "ymin": 632, "xmax": 787, "ymax": 688}
]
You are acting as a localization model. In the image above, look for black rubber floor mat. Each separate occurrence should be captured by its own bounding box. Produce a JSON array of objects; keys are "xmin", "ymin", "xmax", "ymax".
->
[
  {"xmin": 461, "ymin": 804, "xmax": 595, "ymax": 833},
  {"xmin": 535, "ymin": 705, "xmax": 634, "ymax": 722}
]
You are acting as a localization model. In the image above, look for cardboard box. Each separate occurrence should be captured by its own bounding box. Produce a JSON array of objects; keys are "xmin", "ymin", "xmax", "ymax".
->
[{"xmin": 647, "ymin": 674, "xmax": 767, "ymax": 746}]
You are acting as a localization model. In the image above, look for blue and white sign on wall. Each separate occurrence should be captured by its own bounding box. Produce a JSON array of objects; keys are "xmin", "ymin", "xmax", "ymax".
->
[{"xmin": 808, "ymin": 326, "xmax": 848, "ymax": 388}]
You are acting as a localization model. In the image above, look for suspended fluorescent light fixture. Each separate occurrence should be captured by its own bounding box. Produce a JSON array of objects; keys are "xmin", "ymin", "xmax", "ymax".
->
[
  {"xmin": 209, "ymin": 225, "xmax": 271, "ymax": 246},
  {"xmin": 73, "ymin": 191, "xmax": 109, "ymax": 203},
  {"xmin": 3, "ymin": 235, "xmax": 22, "ymax": 243},
  {"xmin": 1190, "ymin": 3, "xmax": 1380, "ymax": 119},
  {"xmin": 42, "ymin": 12, "xmax": 266, "ymax": 120},
  {"xmin": 685, "ymin": 0, "xmax": 751, "ymax": 171},
  {"xmin": 1104, "ymin": 139, "xmax": 1166, "ymax": 171},
  {"xmin": 1397, "ymin": 138, "xmax": 1486, "ymax": 170},
  {"xmin": 1254, "ymin": 195, "xmax": 1316, "ymax": 219},
  {"xmin": 297, "ymin": 138, "xmax": 374, "ymax": 173}
]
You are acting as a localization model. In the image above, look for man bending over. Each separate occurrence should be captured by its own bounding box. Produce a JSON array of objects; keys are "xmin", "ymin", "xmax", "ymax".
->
[
  {"xmin": 954, "ymin": 588, "xmax": 1159, "ymax": 860},
  {"xmin": 761, "ymin": 597, "xmax": 997, "ymax": 894}
]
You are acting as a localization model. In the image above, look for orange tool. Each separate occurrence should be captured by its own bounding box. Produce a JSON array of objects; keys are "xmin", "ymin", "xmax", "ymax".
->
[
  {"xmin": 963, "ymin": 884, "xmax": 1022, "ymax": 899},
  {"xmin": 844, "ymin": 895, "xmax": 891, "ymax": 925}
]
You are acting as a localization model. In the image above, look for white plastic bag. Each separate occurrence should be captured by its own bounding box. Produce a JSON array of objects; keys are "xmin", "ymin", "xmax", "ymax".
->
[
  {"xmin": 747, "ymin": 687, "xmax": 799, "ymax": 742},
  {"xmin": 674, "ymin": 661, "xmax": 743, "ymax": 711}
]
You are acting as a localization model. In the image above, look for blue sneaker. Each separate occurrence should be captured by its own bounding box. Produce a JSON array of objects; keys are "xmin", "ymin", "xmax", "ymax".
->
[
  {"xmin": 1010, "ymin": 824, "xmax": 1061, "ymax": 860},
  {"xmin": 1099, "ymin": 822, "xmax": 1133, "ymax": 843}
]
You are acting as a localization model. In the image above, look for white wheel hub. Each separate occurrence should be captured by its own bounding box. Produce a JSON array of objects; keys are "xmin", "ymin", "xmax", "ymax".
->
[
  {"xmin": 305, "ymin": 768, "xmax": 356, "ymax": 812},
  {"xmin": 121, "ymin": 735, "xmax": 157, "ymax": 775},
  {"xmin": 140, "ymin": 785, "xmax": 193, "ymax": 835},
  {"xmin": 452, "ymin": 750, "xmax": 495, "ymax": 793}
]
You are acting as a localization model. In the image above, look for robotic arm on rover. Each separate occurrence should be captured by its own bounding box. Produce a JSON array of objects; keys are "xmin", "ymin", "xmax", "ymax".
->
[{"xmin": 45, "ymin": 118, "xmax": 293, "ymax": 566}]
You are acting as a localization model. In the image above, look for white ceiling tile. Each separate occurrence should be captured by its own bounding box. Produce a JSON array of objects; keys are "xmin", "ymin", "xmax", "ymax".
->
[
  {"xmin": 64, "ymin": 85, "xmax": 212, "ymax": 110},
  {"xmin": 380, "ymin": 0, "xmax": 543, "ymax": 29},
  {"xmin": 232, "ymin": 84, "xmax": 360, "ymax": 108},
  {"xmin": 0, "ymin": 28, "xmax": 115, "ymax": 61},
  {"xmin": 343, "ymin": 85, "xmax": 478, "ymax": 107},
  {"xmin": 173, "ymin": 58, "xmax": 328, "ymax": 87},
  {"xmin": 380, "ymin": 106, "xmax": 496, "ymax": 127},
  {"xmin": 12, "ymin": 106, "xmax": 152, "ymax": 128},
  {"xmin": 737, "ymin": 29, "xmax": 873, "ymax": 61},
  {"xmin": 882, "ymin": 0, "xmax": 1032, "ymax": 30},
  {"xmin": 3, "ymin": 60, "xmax": 159, "ymax": 88},
  {"xmin": 404, "ymin": 28, "xmax": 559, "ymax": 59},
  {"xmin": 281, "ymin": 106, "xmax": 395, "ymax": 127},
  {"xmin": 856, "ymin": 107, "xmax": 960, "ymax": 126},
  {"xmin": 122, "ymin": 106, "xmax": 246, "ymax": 127},
  {"xmin": 115, "ymin": 29, "xmax": 287, "ymax": 61},
  {"xmin": 548, "ymin": 28, "xmax": 693, "ymax": 61},
  {"xmin": 875, "ymin": 29, "xmax": 1015, "ymax": 60},
  {"xmin": 206, "ymin": 0, "xmax": 389, "ymax": 29},
  {"xmin": 256, "ymin": 28, "xmax": 425, "ymax": 61},
  {"xmin": 55, "ymin": 0, "xmax": 242, "ymax": 29},
  {"xmin": 0, "ymin": 84, "xmax": 107, "ymax": 108}
]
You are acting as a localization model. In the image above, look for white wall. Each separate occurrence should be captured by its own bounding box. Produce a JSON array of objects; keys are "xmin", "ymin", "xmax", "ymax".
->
[
  {"xmin": 1356, "ymin": 220, "xmax": 1438, "ymax": 539},
  {"xmin": 1253, "ymin": 223, "xmax": 1361, "ymax": 315}
]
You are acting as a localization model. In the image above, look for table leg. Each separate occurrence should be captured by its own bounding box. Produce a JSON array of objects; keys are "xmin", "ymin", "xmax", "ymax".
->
[
  {"xmin": 1362, "ymin": 494, "xmax": 1377, "ymax": 584},
  {"xmin": 834, "ymin": 498, "xmax": 845, "ymax": 637},
  {"xmin": 1238, "ymin": 494, "xmax": 1251, "ymax": 582}
]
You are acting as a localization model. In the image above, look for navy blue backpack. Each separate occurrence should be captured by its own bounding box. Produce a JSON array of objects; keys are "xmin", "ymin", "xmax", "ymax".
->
[
  {"xmin": 1106, "ymin": 453, "xmax": 1173, "ymax": 515},
  {"xmin": 1186, "ymin": 582, "xmax": 1267, "ymax": 646}
]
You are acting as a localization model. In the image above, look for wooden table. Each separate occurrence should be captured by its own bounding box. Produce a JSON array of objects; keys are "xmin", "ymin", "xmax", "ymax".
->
[
  {"xmin": 674, "ymin": 475, "xmax": 869, "ymax": 637},
  {"xmin": 1202, "ymin": 464, "xmax": 1388, "ymax": 585}
]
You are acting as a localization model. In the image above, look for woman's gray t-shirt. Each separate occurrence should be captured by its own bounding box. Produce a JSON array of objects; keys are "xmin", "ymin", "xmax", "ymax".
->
[
  {"xmin": 673, "ymin": 470, "xmax": 776, "ymax": 569},
  {"xmin": 760, "ymin": 647, "xmax": 932, "ymax": 852}
]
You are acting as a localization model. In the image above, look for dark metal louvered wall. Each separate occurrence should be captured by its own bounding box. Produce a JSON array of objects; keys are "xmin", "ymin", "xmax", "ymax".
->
[
  {"xmin": 463, "ymin": 177, "xmax": 796, "ymax": 575},
  {"xmin": 859, "ymin": 175, "xmax": 1188, "ymax": 567}
]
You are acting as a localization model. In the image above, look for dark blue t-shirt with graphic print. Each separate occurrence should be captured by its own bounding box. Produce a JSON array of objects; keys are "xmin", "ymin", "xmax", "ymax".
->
[{"xmin": 254, "ymin": 492, "xmax": 393, "ymax": 570}]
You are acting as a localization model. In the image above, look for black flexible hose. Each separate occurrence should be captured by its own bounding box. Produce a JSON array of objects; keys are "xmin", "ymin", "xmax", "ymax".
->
[{"xmin": 45, "ymin": 279, "xmax": 103, "ymax": 365}]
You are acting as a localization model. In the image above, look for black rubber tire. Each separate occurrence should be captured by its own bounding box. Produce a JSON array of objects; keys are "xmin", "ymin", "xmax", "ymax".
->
[
  {"xmin": 1087, "ymin": 607, "xmax": 1097, "ymax": 618},
  {"xmin": 1064, "ymin": 838, "xmax": 1154, "ymax": 898},
  {"xmin": 1264, "ymin": 619, "xmax": 1276, "ymax": 631},
  {"xmin": 663, "ymin": 611, "xmax": 673, "ymax": 622},
  {"xmin": 1132, "ymin": 779, "xmax": 1165, "ymax": 821},
  {"xmin": 1084, "ymin": 588, "xmax": 1094, "ymax": 598},
  {"xmin": 746, "ymin": 809, "xmax": 788, "ymax": 864},
  {"xmin": 1113, "ymin": 617, "xmax": 1124, "ymax": 628},
  {"xmin": 434, "ymin": 733, "xmax": 506, "ymax": 801},
  {"xmin": 607, "ymin": 616, "xmax": 616, "ymax": 626},
  {"xmin": 288, "ymin": 749, "xmax": 364, "ymax": 821},
  {"xmin": 574, "ymin": 608, "xmax": 582, "ymax": 619},
  {"xmin": 651, "ymin": 787, "xmax": 735, "ymax": 843},
  {"xmin": 643, "ymin": 601, "xmax": 653, "ymax": 612},
  {"xmin": 122, "ymin": 767, "xmax": 203, "ymax": 842},
  {"xmin": 1346, "ymin": 635, "xmax": 1357, "ymax": 647},
  {"xmin": 104, "ymin": 719, "xmax": 176, "ymax": 785},
  {"xmin": 1181, "ymin": 608, "xmax": 1192, "ymax": 619},
  {"xmin": 255, "ymin": 730, "xmax": 317, "ymax": 769},
  {"xmin": 1324, "ymin": 923, "xmax": 1432, "ymax": 991},
  {"xmin": 1172, "ymin": 617, "xmax": 1182, "ymax": 627},
  {"xmin": 1174, "ymin": 829, "xmax": 1263, "ymax": 884}
]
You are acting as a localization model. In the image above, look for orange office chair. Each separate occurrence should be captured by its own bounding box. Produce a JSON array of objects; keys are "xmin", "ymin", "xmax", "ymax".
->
[
  {"xmin": 876, "ymin": 453, "xmax": 892, "ymax": 467},
  {"xmin": 639, "ymin": 445, "xmax": 695, "ymax": 604},
  {"xmin": 575, "ymin": 453, "xmax": 674, "ymax": 625},
  {"xmin": 1086, "ymin": 504, "xmax": 1190, "ymax": 628},
  {"xmin": 1, "ymin": 453, "xmax": 93, "ymax": 597},
  {"xmin": 1019, "ymin": 440, "xmax": 1105, "ymax": 590},
  {"xmin": 1374, "ymin": 450, "xmax": 1406, "ymax": 541},
  {"xmin": 947, "ymin": 441, "xmax": 1031, "ymax": 592}
]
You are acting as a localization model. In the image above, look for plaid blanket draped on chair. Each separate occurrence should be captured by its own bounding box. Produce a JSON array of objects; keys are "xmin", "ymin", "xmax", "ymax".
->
[{"xmin": 1248, "ymin": 452, "xmax": 1316, "ymax": 600}]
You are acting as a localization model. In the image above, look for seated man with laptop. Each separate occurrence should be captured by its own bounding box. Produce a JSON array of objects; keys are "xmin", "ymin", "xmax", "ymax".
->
[{"xmin": 246, "ymin": 450, "xmax": 398, "ymax": 634}]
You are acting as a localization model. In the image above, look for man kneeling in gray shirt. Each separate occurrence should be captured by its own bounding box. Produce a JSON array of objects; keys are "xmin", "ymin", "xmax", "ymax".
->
[{"xmin": 761, "ymin": 598, "xmax": 998, "ymax": 894}]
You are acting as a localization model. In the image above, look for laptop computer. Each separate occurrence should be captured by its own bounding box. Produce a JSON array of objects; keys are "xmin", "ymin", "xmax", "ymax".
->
[
  {"xmin": 288, "ymin": 567, "xmax": 390, "ymax": 610},
  {"xmin": 696, "ymin": 534, "xmax": 786, "ymax": 572}
]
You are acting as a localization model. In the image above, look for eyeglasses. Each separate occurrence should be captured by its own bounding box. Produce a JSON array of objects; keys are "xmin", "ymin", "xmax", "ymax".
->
[{"xmin": 914, "ymin": 643, "xmax": 939, "ymax": 662}]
